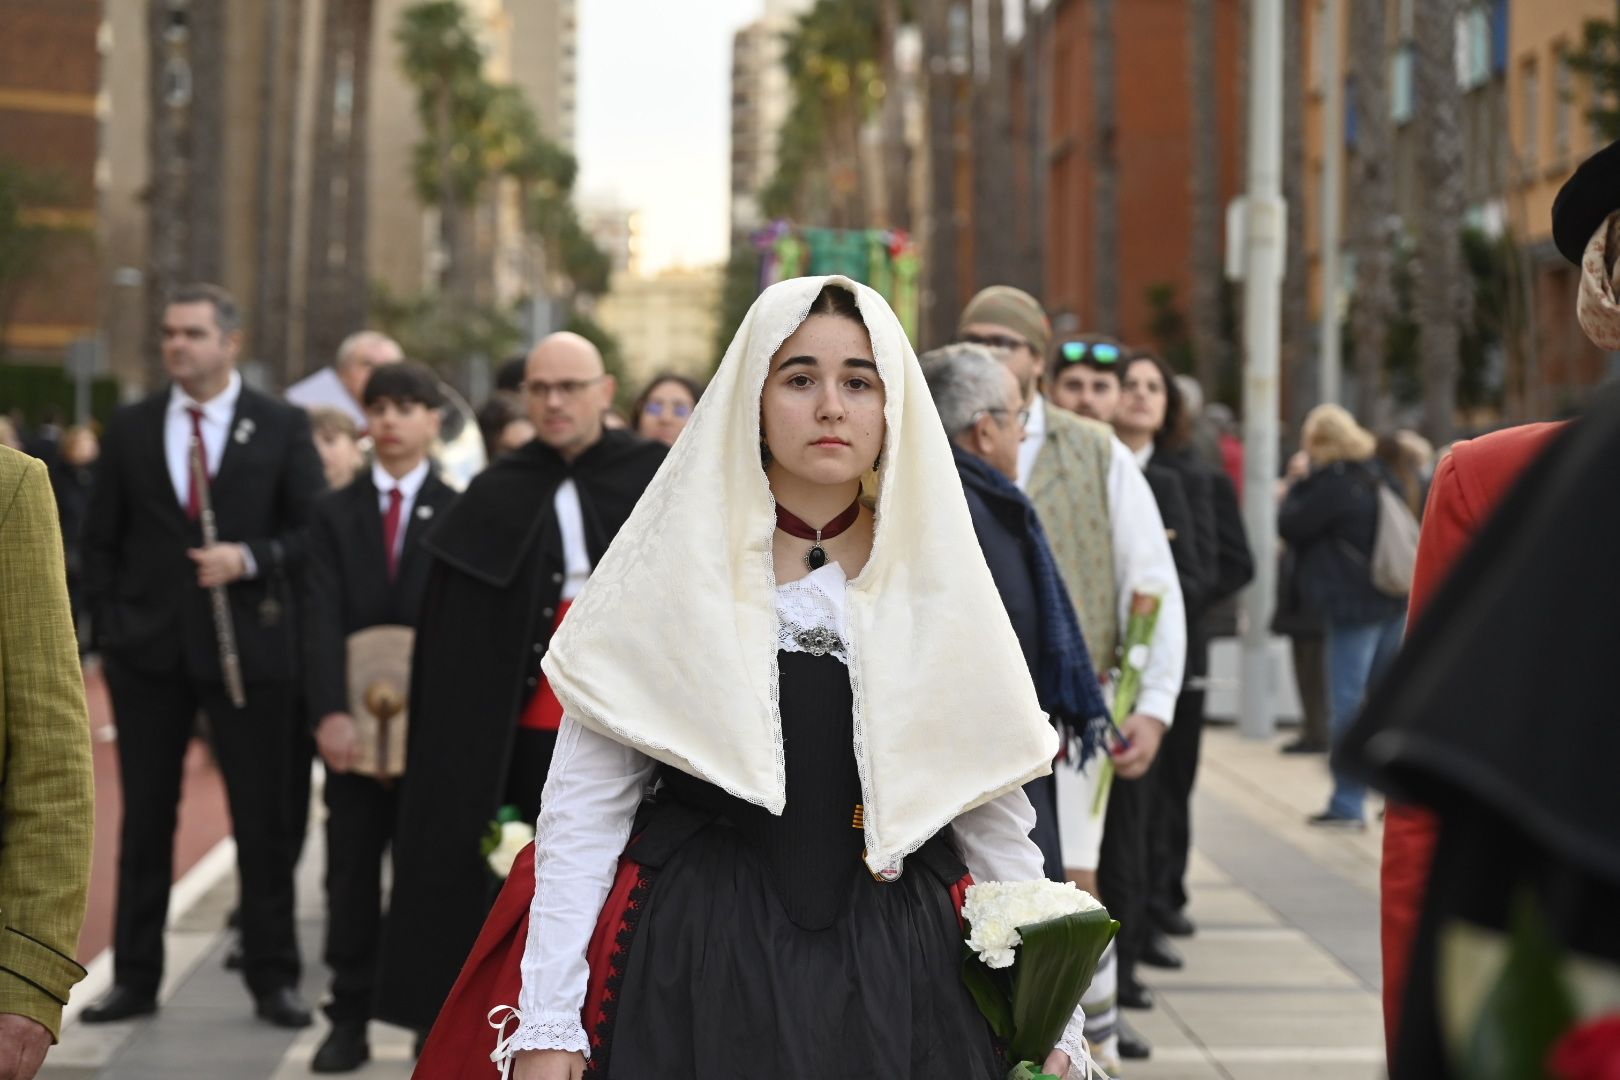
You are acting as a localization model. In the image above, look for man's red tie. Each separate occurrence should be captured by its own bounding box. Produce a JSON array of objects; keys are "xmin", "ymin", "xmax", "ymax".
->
[
  {"xmin": 382, "ymin": 487, "xmax": 403, "ymax": 580},
  {"xmin": 185, "ymin": 406, "xmax": 207, "ymax": 522}
]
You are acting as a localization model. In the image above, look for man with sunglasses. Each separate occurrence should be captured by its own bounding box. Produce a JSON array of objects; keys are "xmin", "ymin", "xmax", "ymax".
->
[
  {"xmin": 1049, "ymin": 337, "xmax": 1126, "ymax": 421},
  {"xmin": 957, "ymin": 287, "xmax": 1185, "ymax": 1066},
  {"xmin": 374, "ymin": 332, "xmax": 667, "ymax": 1040}
]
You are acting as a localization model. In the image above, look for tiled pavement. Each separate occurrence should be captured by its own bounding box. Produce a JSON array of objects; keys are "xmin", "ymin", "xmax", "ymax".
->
[{"xmin": 43, "ymin": 722, "xmax": 1387, "ymax": 1079}]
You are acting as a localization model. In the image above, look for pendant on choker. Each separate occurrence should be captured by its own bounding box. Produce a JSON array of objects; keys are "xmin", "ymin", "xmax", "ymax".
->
[{"xmin": 775, "ymin": 496, "xmax": 862, "ymax": 573}]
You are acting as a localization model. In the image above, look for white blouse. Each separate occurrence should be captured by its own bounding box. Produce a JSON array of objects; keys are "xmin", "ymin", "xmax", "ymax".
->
[{"xmin": 500, "ymin": 562, "xmax": 1088, "ymax": 1066}]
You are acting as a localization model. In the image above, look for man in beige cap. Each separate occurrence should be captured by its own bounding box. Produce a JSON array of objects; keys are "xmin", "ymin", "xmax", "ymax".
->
[{"xmin": 958, "ymin": 286, "xmax": 1185, "ymax": 1066}]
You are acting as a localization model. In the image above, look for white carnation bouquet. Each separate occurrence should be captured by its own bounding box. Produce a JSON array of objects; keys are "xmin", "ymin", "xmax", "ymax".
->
[{"xmin": 960, "ymin": 880, "xmax": 1119, "ymax": 1079}]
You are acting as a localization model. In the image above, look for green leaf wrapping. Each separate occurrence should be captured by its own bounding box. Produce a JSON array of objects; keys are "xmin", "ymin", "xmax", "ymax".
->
[
  {"xmin": 1006, "ymin": 908, "xmax": 1121, "ymax": 1064},
  {"xmin": 1450, "ymin": 892, "xmax": 1578, "ymax": 1080},
  {"xmin": 961, "ymin": 946, "xmax": 1016, "ymax": 1041}
]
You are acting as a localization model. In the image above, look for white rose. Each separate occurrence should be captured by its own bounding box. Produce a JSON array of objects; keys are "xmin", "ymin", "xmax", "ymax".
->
[{"xmin": 487, "ymin": 820, "xmax": 535, "ymax": 878}]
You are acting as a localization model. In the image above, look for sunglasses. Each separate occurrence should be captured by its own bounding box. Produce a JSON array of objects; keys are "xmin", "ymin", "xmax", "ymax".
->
[
  {"xmin": 958, "ymin": 331, "xmax": 1035, "ymax": 354},
  {"xmin": 1058, "ymin": 340, "xmax": 1122, "ymax": 366}
]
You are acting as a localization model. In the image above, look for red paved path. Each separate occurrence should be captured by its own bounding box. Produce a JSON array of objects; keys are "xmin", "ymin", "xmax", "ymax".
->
[{"xmin": 82, "ymin": 664, "xmax": 232, "ymax": 964}]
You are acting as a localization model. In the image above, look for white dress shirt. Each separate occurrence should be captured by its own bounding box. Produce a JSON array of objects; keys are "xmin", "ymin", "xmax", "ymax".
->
[
  {"xmin": 553, "ymin": 479, "xmax": 591, "ymax": 601},
  {"xmin": 1018, "ymin": 396, "xmax": 1186, "ymax": 724},
  {"xmin": 166, "ymin": 371, "xmax": 258, "ymax": 578},
  {"xmin": 371, "ymin": 459, "xmax": 430, "ymax": 565},
  {"xmin": 501, "ymin": 562, "xmax": 1088, "ymax": 1065}
]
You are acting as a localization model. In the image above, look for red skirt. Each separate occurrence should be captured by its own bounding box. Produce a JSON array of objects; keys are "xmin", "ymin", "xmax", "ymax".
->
[{"xmin": 413, "ymin": 841, "xmax": 974, "ymax": 1078}]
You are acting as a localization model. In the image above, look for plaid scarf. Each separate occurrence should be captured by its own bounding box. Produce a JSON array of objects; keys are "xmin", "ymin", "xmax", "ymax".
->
[{"xmin": 954, "ymin": 447, "xmax": 1110, "ymax": 765}]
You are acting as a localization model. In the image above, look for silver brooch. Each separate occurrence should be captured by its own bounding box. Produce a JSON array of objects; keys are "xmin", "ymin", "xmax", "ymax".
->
[
  {"xmin": 792, "ymin": 626, "xmax": 843, "ymax": 657},
  {"xmin": 233, "ymin": 418, "xmax": 256, "ymax": 445}
]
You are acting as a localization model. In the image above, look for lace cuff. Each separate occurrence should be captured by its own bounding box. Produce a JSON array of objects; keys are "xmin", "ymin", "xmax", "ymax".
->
[
  {"xmin": 491, "ymin": 1007, "xmax": 591, "ymax": 1062},
  {"xmin": 1058, "ymin": 1008, "xmax": 1103, "ymax": 1079}
]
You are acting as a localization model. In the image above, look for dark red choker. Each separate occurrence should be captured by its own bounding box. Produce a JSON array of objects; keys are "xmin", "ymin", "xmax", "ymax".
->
[{"xmin": 775, "ymin": 497, "xmax": 862, "ymax": 570}]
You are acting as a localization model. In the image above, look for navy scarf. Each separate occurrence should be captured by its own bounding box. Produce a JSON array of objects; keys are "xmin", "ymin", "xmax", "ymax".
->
[{"xmin": 954, "ymin": 447, "xmax": 1110, "ymax": 765}]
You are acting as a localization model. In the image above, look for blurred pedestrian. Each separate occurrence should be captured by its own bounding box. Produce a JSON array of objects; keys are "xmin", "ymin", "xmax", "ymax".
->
[
  {"xmin": 1206, "ymin": 403, "xmax": 1244, "ymax": 500},
  {"xmin": 287, "ymin": 331, "xmax": 404, "ymax": 430},
  {"xmin": 24, "ymin": 407, "xmax": 63, "ymax": 469},
  {"xmin": 921, "ymin": 343, "xmax": 1108, "ymax": 883},
  {"xmin": 1277, "ymin": 404, "xmax": 1405, "ymax": 829},
  {"xmin": 79, "ymin": 283, "xmax": 326, "ymax": 1028},
  {"xmin": 50, "ymin": 425, "xmax": 100, "ymax": 649},
  {"xmin": 1377, "ymin": 431, "xmax": 1431, "ymax": 519},
  {"xmin": 476, "ymin": 391, "xmax": 536, "ymax": 461},
  {"xmin": 630, "ymin": 372, "xmax": 702, "ymax": 446},
  {"xmin": 1273, "ymin": 492, "xmax": 1332, "ymax": 756},
  {"xmin": 960, "ymin": 288, "xmax": 1184, "ymax": 1067},
  {"xmin": 375, "ymin": 331, "xmax": 666, "ymax": 1039},
  {"xmin": 302, "ymin": 363, "xmax": 457, "ymax": 1073},
  {"xmin": 0, "ymin": 417, "xmax": 21, "ymax": 452},
  {"xmin": 310, "ymin": 407, "xmax": 366, "ymax": 491},
  {"xmin": 0, "ymin": 444, "xmax": 95, "ymax": 1078}
]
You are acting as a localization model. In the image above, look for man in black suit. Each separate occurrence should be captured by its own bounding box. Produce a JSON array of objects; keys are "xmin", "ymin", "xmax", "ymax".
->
[
  {"xmin": 301, "ymin": 363, "xmax": 457, "ymax": 1072},
  {"xmin": 80, "ymin": 283, "xmax": 326, "ymax": 1028}
]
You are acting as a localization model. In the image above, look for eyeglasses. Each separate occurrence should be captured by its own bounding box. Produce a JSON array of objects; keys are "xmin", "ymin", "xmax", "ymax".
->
[
  {"xmin": 643, "ymin": 401, "xmax": 692, "ymax": 419},
  {"xmin": 958, "ymin": 331, "xmax": 1035, "ymax": 354},
  {"xmin": 1057, "ymin": 340, "xmax": 1123, "ymax": 366},
  {"xmin": 524, "ymin": 376, "xmax": 605, "ymax": 401}
]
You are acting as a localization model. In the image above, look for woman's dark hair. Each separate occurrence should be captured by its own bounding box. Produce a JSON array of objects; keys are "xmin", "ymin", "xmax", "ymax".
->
[
  {"xmin": 806, "ymin": 284, "xmax": 865, "ymax": 325},
  {"xmin": 1376, "ymin": 434, "xmax": 1425, "ymax": 516},
  {"xmin": 631, "ymin": 372, "xmax": 705, "ymax": 429},
  {"xmin": 476, "ymin": 390, "xmax": 526, "ymax": 459},
  {"xmin": 1122, "ymin": 350, "xmax": 1189, "ymax": 452}
]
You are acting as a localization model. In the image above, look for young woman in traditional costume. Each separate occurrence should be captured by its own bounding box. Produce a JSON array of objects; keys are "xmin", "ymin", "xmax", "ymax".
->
[{"xmin": 417, "ymin": 277, "xmax": 1094, "ymax": 1078}]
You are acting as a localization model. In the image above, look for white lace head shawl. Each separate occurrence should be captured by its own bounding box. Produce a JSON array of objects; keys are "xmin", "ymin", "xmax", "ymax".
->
[
  {"xmin": 1578, "ymin": 210, "xmax": 1620, "ymax": 350},
  {"xmin": 540, "ymin": 275, "xmax": 1056, "ymax": 873}
]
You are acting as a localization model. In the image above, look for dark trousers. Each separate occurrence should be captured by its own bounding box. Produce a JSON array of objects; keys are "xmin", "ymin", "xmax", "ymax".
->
[
  {"xmin": 287, "ymin": 716, "xmax": 315, "ymax": 870},
  {"xmin": 104, "ymin": 658, "xmax": 301, "ymax": 996},
  {"xmin": 1024, "ymin": 773, "xmax": 1064, "ymax": 883},
  {"xmin": 1149, "ymin": 690, "xmax": 1205, "ymax": 920},
  {"xmin": 1098, "ymin": 770, "xmax": 1149, "ymax": 992},
  {"xmin": 1291, "ymin": 636, "xmax": 1331, "ymax": 746},
  {"xmin": 323, "ymin": 772, "xmax": 400, "ymax": 1023}
]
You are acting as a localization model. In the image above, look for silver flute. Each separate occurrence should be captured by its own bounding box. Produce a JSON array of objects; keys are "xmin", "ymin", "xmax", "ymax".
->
[{"xmin": 190, "ymin": 435, "xmax": 247, "ymax": 708}]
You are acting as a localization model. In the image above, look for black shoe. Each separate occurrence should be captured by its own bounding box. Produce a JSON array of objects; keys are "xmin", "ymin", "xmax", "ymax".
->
[
  {"xmin": 1141, "ymin": 931, "xmax": 1185, "ymax": 970},
  {"xmin": 1117, "ymin": 1016, "xmax": 1152, "ymax": 1060},
  {"xmin": 254, "ymin": 986, "xmax": 314, "ymax": 1029},
  {"xmin": 1117, "ymin": 977, "xmax": 1154, "ymax": 1010},
  {"xmin": 1155, "ymin": 908, "xmax": 1196, "ymax": 937},
  {"xmin": 1307, "ymin": 810, "xmax": 1367, "ymax": 831},
  {"xmin": 311, "ymin": 1021, "xmax": 370, "ymax": 1073},
  {"xmin": 1281, "ymin": 737, "xmax": 1328, "ymax": 754},
  {"xmin": 223, "ymin": 936, "xmax": 243, "ymax": 972},
  {"xmin": 80, "ymin": 985, "xmax": 158, "ymax": 1024}
]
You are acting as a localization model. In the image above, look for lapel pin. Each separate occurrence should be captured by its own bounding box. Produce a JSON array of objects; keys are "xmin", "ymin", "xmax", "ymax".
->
[
  {"xmin": 416, "ymin": 505, "xmax": 434, "ymax": 521},
  {"xmin": 233, "ymin": 418, "xmax": 256, "ymax": 445}
]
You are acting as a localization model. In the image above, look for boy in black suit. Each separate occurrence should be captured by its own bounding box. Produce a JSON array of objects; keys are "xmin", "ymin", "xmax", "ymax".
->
[
  {"xmin": 81, "ymin": 284, "xmax": 327, "ymax": 1027},
  {"xmin": 302, "ymin": 363, "xmax": 457, "ymax": 1072}
]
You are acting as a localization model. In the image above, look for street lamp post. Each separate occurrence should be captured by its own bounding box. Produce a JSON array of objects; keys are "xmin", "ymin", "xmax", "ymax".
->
[{"xmin": 1233, "ymin": 0, "xmax": 1285, "ymax": 739}]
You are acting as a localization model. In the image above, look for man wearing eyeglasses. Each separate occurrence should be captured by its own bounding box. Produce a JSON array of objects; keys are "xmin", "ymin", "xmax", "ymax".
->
[
  {"xmin": 957, "ymin": 286, "xmax": 1185, "ymax": 1067},
  {"xmin": 374, "ymin": 332, "xmax": 667, "ymax": 1040}
]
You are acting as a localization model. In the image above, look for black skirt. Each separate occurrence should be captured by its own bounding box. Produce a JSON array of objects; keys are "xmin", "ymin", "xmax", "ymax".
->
[{"xmin": 598, "ymin": 650, "xmax": 1002, "ymax": 1078}]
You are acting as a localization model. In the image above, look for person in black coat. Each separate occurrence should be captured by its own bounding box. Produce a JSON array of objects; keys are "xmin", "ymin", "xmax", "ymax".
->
[
  {"xmin": 1115, "ymin": 353, "xmax": 1254, "ymax": 961},
  {"xmin": 300, "ymin": 363, "xmax": 458, "ymax": 1072},
  {"xmin": 374, "ymin": 333, "xmax": 667, "ymax": 1036},
  {"xmin": 921, "ymin": 344, "xmax": 1108, "ymax": 884},
  {"xmin": 1278, "ymin": 404, "xmax": 1406, "ymax": 829},
  {"xmin": 79, "ymin": 284, "xmax": 326, "ymax": 1028}
]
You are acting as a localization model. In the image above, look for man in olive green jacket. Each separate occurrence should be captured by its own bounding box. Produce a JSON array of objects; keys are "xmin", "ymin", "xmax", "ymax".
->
[{"xmin": 0, "ymin": 444, "xmax": 94, "ymax": 1076}]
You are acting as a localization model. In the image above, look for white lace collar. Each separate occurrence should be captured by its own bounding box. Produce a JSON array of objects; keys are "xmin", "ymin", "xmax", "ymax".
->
[{"xmin": 776, "ymin": 561, "xmax": 851, "ymax": 663}]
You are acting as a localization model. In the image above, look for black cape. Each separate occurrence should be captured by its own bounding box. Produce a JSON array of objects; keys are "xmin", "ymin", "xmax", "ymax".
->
[
  {"xmin": 1337, "ymin": 384, "xmax": 1620, "ymax": 1076},
  {"xmin": 374, "ymin": 431, "xmax": 666, "ymax": 1031}
]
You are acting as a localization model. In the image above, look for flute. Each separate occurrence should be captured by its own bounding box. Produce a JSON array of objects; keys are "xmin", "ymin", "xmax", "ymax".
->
[{"xmin": 190, "ymin": 434, "xmax": 248, "ymax": 708}]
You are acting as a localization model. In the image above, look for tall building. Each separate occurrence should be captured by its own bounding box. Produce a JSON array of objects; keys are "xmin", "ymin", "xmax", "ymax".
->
[
  {"xmin": 1043, "ymin": 0, "xmax": 1246, "ymax": 344},
  {"xmin": 0, "ymin": 0, "xmax": 102, "ymax": 364},
  {"xmin": 595, "ymin": 266, "xmax": 723, "ymax": 390},
  {"xmin": 728, "ymin": 0, "xmax": 813, "ymax": 243}
]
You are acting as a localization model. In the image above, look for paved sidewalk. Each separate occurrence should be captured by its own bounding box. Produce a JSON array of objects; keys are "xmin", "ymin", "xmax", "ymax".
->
[{"xmin": 44, "ymin": 723, "xmax": 1386, "ymax": 1079}]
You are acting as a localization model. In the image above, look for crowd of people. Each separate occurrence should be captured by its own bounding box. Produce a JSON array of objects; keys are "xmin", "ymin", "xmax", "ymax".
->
[{"xmin": 0, "ymin": 276, "xmax": 1476, "ymax": 1079}]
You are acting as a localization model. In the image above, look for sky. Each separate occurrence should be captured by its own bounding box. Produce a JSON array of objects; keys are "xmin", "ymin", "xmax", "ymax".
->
[{"xmin": 574, "ymin": 0, "xmax": 767, "ymax": 275}]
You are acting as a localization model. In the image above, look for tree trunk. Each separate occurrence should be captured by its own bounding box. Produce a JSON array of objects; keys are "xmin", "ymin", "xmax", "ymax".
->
[
  {"xmin": 924, "ymin": 0, "xmax": 961, "ymax": 348},
  {"xmin": 1347, "ymin": 0, "xmax": 1393, "ymax": 429},
  {"xmin": 1023, "ymin": 0, "xmax": 1047, "ymax": 298},
  {"xmin": 253, "ymin": 0, "xmax": 305, "ymax": 384},
  {"xmin": 972, "ymin": 0, "xmax": 1017, "ymax": 290},
  {"xmin": 1281, "ymin": 0, "xmax": 1314, "ymax": 436},
  {"xmin": 1189, "ymin": 0, "xmax": 1225, "ymax": 395},
  {"xmin": 338, "ymin": 0, "xmax": 374, "ymax": 335},
  {"xmin": 147, "ymin": 0, "xmax": 183, "ymax": 386},
  {"xmin": 879, "ymin": 0, "xmax": 911, "ymax": 231},
  {"xmin": 1413, "ymin": 0, "xmax": 1464, "ymax": 444},
  {"xmin": 302, "ymin": 0, "xmax": 344, "ymax": 368},
  {"xmin": 184, "ymin": 1, "xmax": 226, "ymax": 285},
  {"xmin": 1091, "ymin": 0, "xmax": 1121, "ymax": 336}
]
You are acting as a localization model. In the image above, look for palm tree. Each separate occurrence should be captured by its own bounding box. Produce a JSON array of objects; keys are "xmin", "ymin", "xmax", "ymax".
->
[
  {"xmin": 924, "ymin": 0, "xmax": 962, "ymax": 347},
  {"xmin": 1189, "ymin": 0, "xmax": 1225, "ymax": 396},
  {"xmin": 878, "ymin": 0, "xmax": 911, "ymax": 231},
  {"xmin": 251, "ymin": 0, "xmax": 303, "ymax": 383},
  {"xmin": 185, "ymin": 1, "xmax": 226, "ymax": 285},
  {"xmin": 1091, "ymin": 0, "xmax": 1120, "ymax": 336},
  {"xmin": 973, "ymin": 0, "xmax": 1017, "ymax": 289},
  {"xmin": 1413, "ymin": 0, "xmax": 1465, "ymax": 444},
  {"xmin": 1022, "ymin": 0, "xmax": 1048, "ymax": 298},
  {"xmin": 1281, "ymin": 0, "xmax": 1313, "ymax": 433},
  {"xmin": 1346, "ymin": 0, "xmax": 1394, "ymax": 429}
]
